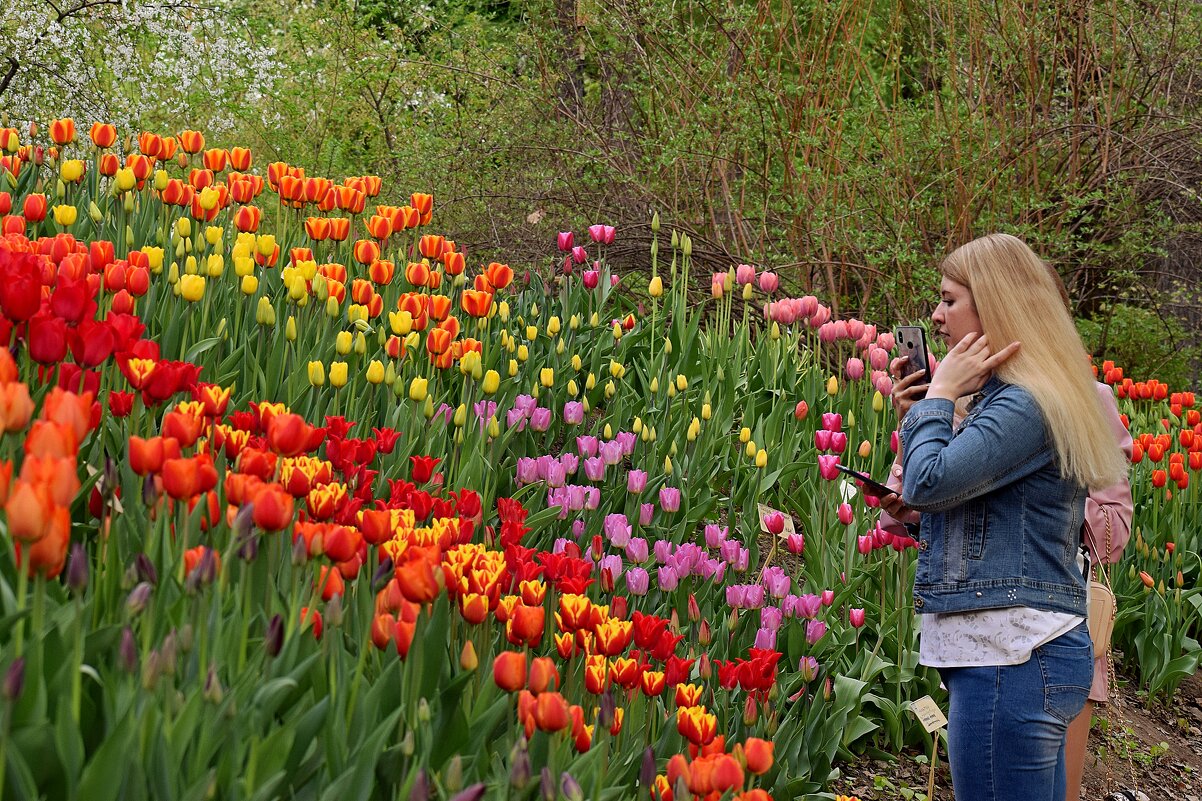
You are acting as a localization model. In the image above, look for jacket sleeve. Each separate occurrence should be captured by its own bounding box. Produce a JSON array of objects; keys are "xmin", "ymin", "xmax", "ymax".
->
[
  {"xmin": 899, "ymin": 388, "xmax": 1053, "ymax": 512},
  {"xmin": 1083, "ymin": 384, "xmax": 1134, "ymax": 564}
]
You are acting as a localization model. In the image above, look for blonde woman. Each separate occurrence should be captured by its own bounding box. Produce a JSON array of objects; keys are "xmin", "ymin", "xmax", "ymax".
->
[{"xmin": 879, "ymin": 234, "xmax": 1129, "ymax": 801}]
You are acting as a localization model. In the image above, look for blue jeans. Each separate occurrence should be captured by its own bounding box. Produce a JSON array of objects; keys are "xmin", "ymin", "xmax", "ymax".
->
[{"xmin": 937, "ymin": 623, "xmax": 1093, "ymax": 801}]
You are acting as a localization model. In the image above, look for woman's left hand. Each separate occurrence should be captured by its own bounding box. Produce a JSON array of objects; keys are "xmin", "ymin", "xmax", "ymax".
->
[{"xmin": 927, "ymin": 332, "xmax": 1021, "ymax": 401}]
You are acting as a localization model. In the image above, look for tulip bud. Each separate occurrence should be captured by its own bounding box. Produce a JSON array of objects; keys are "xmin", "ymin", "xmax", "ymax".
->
[
  {"xmin": 444, "ymin": 754, "xmax": 463, "ymax": 790},
  {"xmin": 66, "ymin": 543, "xmax": 89, "ymax": 595},
  {"xmin": 265, "ymin": 614, "xmax": 284, "ymax": 657},
  {"xmin": 3, "ymin": 657, "xmax": 25, "ymax": 701},
  {"xmin": 126, "ymin": 582, "xmax": 153, "ymax": 616},
  {"xmin": 119, "ymin": 627, "xmax": 139, "ymax": 673}
]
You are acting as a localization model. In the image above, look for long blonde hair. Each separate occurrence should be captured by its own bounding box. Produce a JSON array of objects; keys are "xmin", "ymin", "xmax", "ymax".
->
[{"xmin": 940, "ymin": 233, "xmax": 1127, "ymax": 490}]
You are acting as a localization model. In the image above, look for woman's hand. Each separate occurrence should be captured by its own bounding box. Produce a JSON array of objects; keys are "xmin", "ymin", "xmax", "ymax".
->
[
  {"xmin": 888, "ymin": 357, "xmax": 929, "ymax": 423},
  {"xmin": 878, "ymin": 492, "xmax": 918, "ymax": 524},
  {"xmin": 927, "ymin": 332, "xmax": 1020, "ymax": 401}
]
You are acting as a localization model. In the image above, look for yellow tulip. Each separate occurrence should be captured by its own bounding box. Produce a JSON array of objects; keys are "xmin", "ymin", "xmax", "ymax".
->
[
  {"xmin": 453, "ymin": 404, "xmax": 467, "ymax": 427},
  {"xmin": 329, "ymin": 362, "xmax": 348, "ymax": 388},
  {"xmin": 745, "ymin": 440, "xmax": 757, "ymax": 458},
  {"xmin": 873, "ymin": 391, "xmax": 885, "ymax": 413},
  {"xmin": 482, "ymin": 369, "xmax": 500, "ymax": 394},
  {"xmin": 153, "ymin": 170, "xmax": 169, "ymax": 191},
  {"xmin": 234, "ymin": 256, "xmax": 254, "ymax": 277},
  {"xmin": 648, "ymin": 276, "xmax": 664, "ymax": 297},
  {"xmin": 539, "ymin": 367, "xmax": 554, "ymax": 388},
  {"xmin": 366, "ymin": 360, "xmax": 385, "ymax": 384},
  {"xmin": 650, "ymin": 377, "xmax": 659, "ymax": 394},
  {"xmin": 144, "ymin": 247, "xmax": 165, "ymax": 273},
  {"xmin": 516, "ymin": 344, "xmax": 529, "ymax": 362},
  {"xmin": 390, "ymin": 310, "xmax": 413, "ymax": 336},
  {"xmin": 571, "ymin": 354, "xmax": 582, "ymax": 371},
  {"xmin": 175, "ymin": 217, "xmax": 192, "ymax": 238},
  {"xmin": 353, "ymin": 332, "xmax": 366, "ymax": 355},
  {"xmin": 241, "ymin": 275, "xmax": 258, "ymax": 295},
  {"xmin": 567, "ymin": 379, "xmax": 578, "ymax": 396},
  {"xmin": 115, "ymin": 168, "xmax": 136, "ymax": 193},
  {"xmin": 286, "ymin": 316, "xmax": 297, "ymax": 341},
  {"xmin": 664, "ymin": 455, "xmax": 673, "ymax": 475},
  {"xmin": 178, "ymin": 273, "xmax": 207, "ymax": 302},
  {"xmin": 498, "ymin": 301, "xmax": 509, "ymax": 322},
  {"xmin": 335, "ymin": 331, "xmax": 352, "ymax": 355},
  {"xmin": 826, "ymin": 375, "xmax": 839, "ymax": 395},
  {"xmin": 184, "ymin": 255, "xmax": 198, "ymax": 275},
  {"xmin": 409, "ymin": 377, "xmax": 428, "ymax": 402},
  {"xmin": 206, "ymin": 254, "xmax": 224, "ymax": 277},
  {"xmin": 739, "ymin": 427, "xmax": 751, "ymax": 444},
  {"xmin": 569, "ymin": 314, "xmax": 580, "ymax": 330},
  {"xmin": 687, "ymin": 417, "xmax": 701, "ymax": 441},
  {"xmin": 547, "ymin": 316, "xmax": 561, "ymax": 335},
  {"xmin": 508, "ymin": 359, "xmax": 518, "ymax": 377},
  {"xmin": 526, "ymin": 325, "xmax": 538, "ymax": 341},
  {"xmin": 701, "ymin": 403, "xmax": 712, "ymax": 421},
  {"xmin": 585, "ymin": 373, "xmax": 596, "ymax": 391},
  {"xmin": 612, "ymin": 323, "xmax": 622, "ymax": 341},
  {"xmin": 603, "ymin": 424, "xmax": 612, "ymax": 439},
  {"xmin": 255, "ymin": 234, "xmax": 276, "ymax": 258},
  {"xmin": 676, "ymin": 374, "xmax": 687, "ymax": 391},
  {"xmin": 325, "ymin": 297, "xmax": 340, "ymax": 318},
  {"xmin": 755, "ymin": 448, "xmax": 768, "ymax": 468},
  {"xmin": 307, "ymin": 361, "xmax": 326, "ymax": 386},
  {"xmin": 632, "ymin": 417, "xmax": 643, "ymax": 434},
  {"xmin": 741, "ymin": 283, "xmax": 753, "ymax": 301},
  {"xmin": 205, "ymin": 226, "xmax": 223, "ymax": 247},
  {"xmin": 52, "ymin": 204, "xmax": 77, "ymax": 226},
  {"xmin": 604, "ymin": 380, "xmax": 616, "ymax": 399},
  {"xmin": 60, "ymin": 159, "xmax": 85, "ymax": 183},
  {"xmin": 664, "ymin": 337, "xmax": 673, "ymax": 355}
]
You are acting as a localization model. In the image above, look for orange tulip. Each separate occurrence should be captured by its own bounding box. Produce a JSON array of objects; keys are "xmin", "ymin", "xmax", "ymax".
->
[
  {"xmin": 396, "ymin": 554, "xmax": 441, "ymax": 603},
  {"xmin": 461, "ymin": 289, "xmax": 493, "ymax": 318},
  {"xmin": 89, "ymin": 122, "xmax": 117, "ymax": 148},
  {"xmin": 136, "ymin": 131, "xmax": 162, "ymax": 158},
  {"xmin": 353, "ymin": 239, "xmax": 380, "ymax": 265},
  {"xmin": 404, "ymin": 261, "xmax": 431, "ymax": 288},
  {"xmin": 24, "ymin": 421, "xmax": 77, "ymax": 460},
  {"xmin": 252, "ymin": 484, "xmax": 295, "ymax": 531},
  {"xmin": 161, "ymin": 454, "xmax": 218, "ymax": 500},
  {"xmin": 484, "ymin": 262, "xmax": 513, "ymax": 290},
  {"xmin": 202, "ymin": 148, "xmax": 228, "ymax": 172},
  {"xmin": 443, "ymin": 250, "xmax": 465, "ymax": 275},
  {"xmin": 366, "ymin": 214, "xmax": 392, "ymax": 240},
  {"xmin": 317, "ymin": 564, "xmax": 344, "ymax": 601},
  {"xmin": 0, "ymin": 382, "xmax": 34, "ymax": 432},
  {"xmin": 493, "ymin": 650, "xmax": 527, "ymax": 692},
  {"xmin": 506, "ymin": 603, "xmax": 545, "ymax": 647},
  {"xmin": 410, "ymin": 192, "xmax": 433, "ymax": 224},
  {"xmin": 229, "ymin": 146, "xmax": 252, "ymax": 170},
  {"xmin": 641, "ymin": 669, "xmax": 666, "ymax": 697},
  {"xmin": 528, "ymin": 656, "xmax": 559, "ymax": 694},
  {"xmin": 22, "ymin": 193, "xmax": 48, "ymax": 222},
  {"xmin": 40, "ymin": 388, "xmax": 92, "ymax": 445},
  {"xmin": 158, "ymin": 136, "xmax": 178, "ymax": 161},
  {"xmin": 584, "ymin": 655, "xmax": 610, "ymax": 694},
  {"xmin": 428, "ymin": 294, "xmax": 452, "ymax": 322},
  {"xmin": 179, "ymin": 130, "xmax": 205, "ymax": 154},
  {"xmin": 594, "ymin": 617, "xmax": 634, "ymax": 656},
  {"xmin": 328, "ymin": 218, "xmax": 351, "ymax": 242},
  {"xmin": 534, "ymin": 692, "xmax": 571, "ymax": 732},
  {"xmin": 266, "ymin": 413, "xmax": 314, "ymax": 457},
  {"xmin": 418, "ymin": 234, "xmax": 445, "ymax": 259},
  {"xmin": 5, "ymin": 479, "xmax": 55, "ymax": 541},
  {"xmin": 369, "ymin": 259, "xmax": 395, "ymax": 284},
  {"xmin": 305, "ymin": 217, "xmax": 330, "ymax": 241},
  {"xmin": 18, "ymin": 505, "xmax": 70, "ymax": 578},
  {"xmin": 742, "ymin": 738, "xmax": 774, "ymax": 774},
  {"xmin": 50, "ymin": 118, "xmax": 76, "ymax": 145}
]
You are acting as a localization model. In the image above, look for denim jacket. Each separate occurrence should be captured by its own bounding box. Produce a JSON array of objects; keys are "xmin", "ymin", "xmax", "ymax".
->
[{"xmin": 899, "ymin": 376, "xmax": 1088, "ymax": 616}]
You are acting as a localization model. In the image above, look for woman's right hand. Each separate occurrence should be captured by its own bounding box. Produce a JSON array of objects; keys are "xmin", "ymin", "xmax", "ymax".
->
[
  {"xmin": 889, "ymin": 356, "xmax": 929, "ymax": 422},
  {"xmin": 878, "ymin": 491, "xmax": 918, "ymax": 523}
]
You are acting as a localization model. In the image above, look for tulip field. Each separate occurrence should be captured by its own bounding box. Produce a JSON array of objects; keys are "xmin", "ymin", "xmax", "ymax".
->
[{"xmin": 0, "ymin": 121, "xmax": 1199, "ymax": 801}]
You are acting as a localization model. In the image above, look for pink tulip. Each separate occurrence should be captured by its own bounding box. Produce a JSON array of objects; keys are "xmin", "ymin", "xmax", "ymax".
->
[
  {"xmin": 814, "ymin": 430, "xmax": 832, "ymax": 451},
  {"xmin": 837, "ymin": 503, "xmax": 854, "ymax": 526},
  {"xmin": 764, "ymin": 512, "xmax": 785, "ymax": 535},
  {"xmin": 587, "ymin": 224, "xmax": 605, "ymax": 243},
  {"xmin": 849, "ymin": 608, "xmax": 866, "ymax": 628},
  {"xmin": 798, "ymin": 296, "xmax": 819, "ymax": 318},
  {"xmin": 873, "ymin": 371, "xmax": 893, "ymax": 396},
  {"xmin": 757, "ymin": 271, "xmax": 779, "ymax": 293},
  {"xmin": 817, "ymin": 454, "xmax": 839, "ymax": 480},
  {"xmin": 557, "ymin": 231, "xmax": 574, "ymax": 251},
  {"xmin": 786, "ymin": 533, "xmax": 804, "ymax": 554},
  {"xmin": 846, "ymin": 318, "xmax": 865, "ymax": 340},
  {"xmin": 735, "ymin": 264, "xmax": 756, "ymax": 285},
  {"xmin": 857, "ymin": 535, "xmax": 873, "ymax": 555},
  {"xmin": 868, "ymin": 345, "xmax": 889, "ymax": 370},
  {"xmin": 571, "ymin": 246, "xmax": 587, "ymax": 264},
  {"xmin": 876, "ymin": 332, "xmax": 895, "ymax": 351},
  {"xmin": 582, "ymin": 270, "xmax": 599, "ymax": 289},
  {"xmin": 829, "ymin": 432, "xmax": 847, "ymax": 454},
  {"xmin": 710, "ymin": 274, "xmax": 724, "ymax": 299},
  {"xmin": 602, "ymin": 225, "xmax": 616, "ymax": 244},
  {"xmin": 805, "ymin": 619, "xmax": 827, "ymax": 644},
  {"xmin": 817, "ymin": 322, "xmax": 838, "ymax": 343},
  {"xmin": 890, "ymin": 430, "xmax": 899, "ymax": 453},
  {"xmin": 845, "ymin": 357, "xmax": 865, "ymax": 381},
  {"xmin": 821, "ymin": 412, "xmax": 843, "ymax": 432},
  {"xmin": 821, "ymin": 589, "xmax": 835, "ymax": 606}
]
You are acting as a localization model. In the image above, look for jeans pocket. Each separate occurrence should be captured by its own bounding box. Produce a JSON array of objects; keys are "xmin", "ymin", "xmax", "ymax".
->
[{"xmin": 1037, "ymin": 627, "xmax": 1094, "ymax": 725}]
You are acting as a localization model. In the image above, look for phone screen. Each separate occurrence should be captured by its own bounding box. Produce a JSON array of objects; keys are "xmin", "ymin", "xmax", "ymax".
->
[{"xmin": 895, "ymin": 326, "xmax": 931, "ymax": 384}]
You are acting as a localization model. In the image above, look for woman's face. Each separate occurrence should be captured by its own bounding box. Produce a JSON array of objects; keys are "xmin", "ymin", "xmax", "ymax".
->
[{"xmin": 931, "ymin": 277, "xmax": 982, "ymax": 347}]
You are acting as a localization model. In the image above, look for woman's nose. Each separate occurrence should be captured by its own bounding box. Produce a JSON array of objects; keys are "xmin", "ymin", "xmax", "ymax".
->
[{"xmin": 931, "ymin": 304, "xmax": 945, "ymax": 324}]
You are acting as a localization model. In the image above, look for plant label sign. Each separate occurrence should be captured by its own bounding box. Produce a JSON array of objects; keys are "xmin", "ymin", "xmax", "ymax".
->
[
  {"xmin": 757, "ymin": 504, "xmax": 796, "ymax": 537},
  {"xmin": 909, "ymin": 696, "xmax": 948, "ymax": 733}
]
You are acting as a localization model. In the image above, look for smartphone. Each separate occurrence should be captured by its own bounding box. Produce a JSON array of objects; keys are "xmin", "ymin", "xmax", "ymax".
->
[
  {"xmin": 834, "ymin": 463, "xmax": 894, "ymax": 497},
  {"xmin": 895, "ymin": 325, "xmax": 932, "ymax": 384}
]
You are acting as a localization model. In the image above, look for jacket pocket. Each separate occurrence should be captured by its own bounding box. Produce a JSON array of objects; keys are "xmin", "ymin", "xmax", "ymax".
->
[{"xmin": 964, "ymin": 502, "xmax": 987, "ymax": 560}]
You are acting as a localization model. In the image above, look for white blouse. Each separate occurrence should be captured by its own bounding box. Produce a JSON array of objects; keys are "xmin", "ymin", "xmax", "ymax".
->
[{"xmin": 919, "ymin": 607, "xmax": 1085, "ymax": 667}]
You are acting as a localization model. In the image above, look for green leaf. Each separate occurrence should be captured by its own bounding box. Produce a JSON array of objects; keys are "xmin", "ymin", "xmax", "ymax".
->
[{"xmin": 77, "ymin": 711, "xmax": 136, "ymax": 801}]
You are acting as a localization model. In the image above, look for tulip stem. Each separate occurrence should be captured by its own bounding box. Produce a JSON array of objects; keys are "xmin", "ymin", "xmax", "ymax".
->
[{"xmin": 12, "ymin": 557, "xmax": 28, "ymax": 659}]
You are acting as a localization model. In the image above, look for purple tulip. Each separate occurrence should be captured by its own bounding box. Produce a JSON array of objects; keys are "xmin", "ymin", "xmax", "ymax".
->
[
  {"xmin": 514, "ymin": 394, "xmax": 538, "ymax": 416},
  {"xmin": 704, "ymin": 524, "xmax": 727, "ymax": 549},
  {"xmin": 760, "ymin": 606, "xmax": 784, "ymax": 631},
  {"xmin": 806, "ymin": 619, "xmax": 827, "ymax": 644},
  {"xmin": 506, "ymin": 408, "xmax": 528, "ymax": 430},
  {"xmin": 615, "ymin": 431, "xmax": 636, "ymax": 455},
  {"xmin": 627, "ymin": 469, "xmax": 647, "ymax": 493},
  {"xmin": 653, "ymin": 540, "xmax": 673, "ymax": 563},
  {"xmin": 563, "ymin": 402, "xmax": 584, "ymax": 425},
  {"xmin": 599, "ymin": 554, "xmax": 623, "ymax": 580},
  {"xmin": 726, "ymin": 585, "xmax": 748, "ymax": 607},
  {"xmin": 516, "ymin": 458, "xmax": 539, "ymax": 484},
  {"xmin": 639, "ymin": 503, "xmax": 654, "ymax": 526},
  {"xmin": 626, "ymin": 537, "xmax": 649, "ymax": 563},
  {"xmin": 599, "ymin": 439, "xmax": 623, "ymax": 466},
  {"xmin": 719, "ymin": 539, "xmax": 742, "ymax": 565},
  {"xmin": 753, "ymin": 627, "xmax": 777, "ymax": 649},
  {"xmin": 576, "ymin": 435, "xmax": 598, "ymax": 458},
  {"xmin": 798, "ymin": 656, "xmax": 819, "ymax": 682},
  {"xmin": 571, "ymin": 520, "xmax": 585, "ymax": 539},
  {"xmin": 554, "ymin": 537, "xmax": 572, "ymax": 552},
  {"xmin": 585, "ymin": 487, "xmax": 600, "ymax": 510},
  {"xmin": 762, "ymin": 566, "xmax": 791, "ymax": 598},
  {"xmin": 625, "ymin": 567, "xmax": 650, "ymax": 596},
  {"xmin": 557, "ymin": 231, "xmax": 574, "ymax": 251},
  {"xmin": 657, "ymin": 565, "xmax": 679, "ymax": 591},
  {"xmin": 530, "ymin": 407, "xmax": 551, "ymax": 432},
  {"xmin": 796, "ymin": 593, "xmax": 822, "ymax": 619},
  {"xmin": 584, "ymin": 456, "xmax": 606, "ymax": 482},
  {"xmin": 546, "ymin": 460, "xmax": 567, "ymax": 488},
  {"xmin": 658, "ymin": 487, "xmax": 681, "ymax": 513},
  {"xmin": 560, "ymin": 452, "xmax": 579, "ymax": 474},
  {"xmin": 849, "ymin": 608, "xmax": 866, "ymax": 628},
  {"xmin": 604, "ymin": 513, "xmax": 631, "ymax": 547}
]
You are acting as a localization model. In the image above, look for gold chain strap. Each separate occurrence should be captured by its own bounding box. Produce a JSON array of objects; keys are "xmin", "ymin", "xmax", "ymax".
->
[{"xmin": 1098, "ymin": 507, "xmax": 1139, "ymax": 793}]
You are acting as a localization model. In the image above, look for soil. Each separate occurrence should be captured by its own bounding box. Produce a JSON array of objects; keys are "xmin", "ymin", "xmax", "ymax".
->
[{"xmin": 831, "ymin": 664, "xmax": 1202, "ymax": 800}]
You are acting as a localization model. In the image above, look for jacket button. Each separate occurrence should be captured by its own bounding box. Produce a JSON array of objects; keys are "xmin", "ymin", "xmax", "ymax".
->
[
  {"xmin": 976, "ymin": 592, "xmax": 983, "ymax": 597},
  {"xmin": 918, "ymin": 540, "xmax": 928, "ymax": 551},
  {"xmin": 914, "ymin": 597, "xmax": 924, "ymax": 609}
]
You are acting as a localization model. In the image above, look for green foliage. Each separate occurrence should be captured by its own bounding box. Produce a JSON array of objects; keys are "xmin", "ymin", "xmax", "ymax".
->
[{"xmin": 1078, "ymin": 304, "xmax": 1202, "ymax": 389}]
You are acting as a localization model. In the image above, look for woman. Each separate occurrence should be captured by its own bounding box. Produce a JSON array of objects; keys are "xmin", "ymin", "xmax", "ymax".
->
[{"xmin": 879, "ymin": 233, "xmax": 1128, "ymax": 801}]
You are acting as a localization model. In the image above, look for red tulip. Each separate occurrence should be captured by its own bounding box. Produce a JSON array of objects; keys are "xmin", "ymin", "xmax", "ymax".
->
[{"xmin": 493, "ymin": 651, "xmax": 527, "ymax": 692}]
